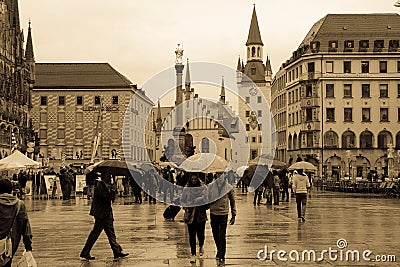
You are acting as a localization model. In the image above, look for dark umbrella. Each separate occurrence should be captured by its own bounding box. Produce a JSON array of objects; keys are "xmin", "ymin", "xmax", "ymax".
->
[
  {"xmin": 93, "ymin": 160, "xmax": 136, "ymax": 177},
  {"xmin": 242, "ymin": 164, "xmax": 270, "ymax": 187}
]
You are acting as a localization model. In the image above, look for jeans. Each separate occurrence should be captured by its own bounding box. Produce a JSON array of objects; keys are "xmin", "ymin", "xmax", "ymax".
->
[
  {"xmin": 253, "ymin": 190, "xmax": 262, "ymax": 205},
  {"xmin": 187, "ymin": 221, "xmax": 206, "ymax": 256},
  {"xmin": 295, "ymin": 193, "xmax": 307, "ymax": 218},
  {"xmin": 210, "ymin": 214, "xmax": 228, "ymax": 260},
  {"xmin": 273, "ymin": 187, "xmax": 280, "ymax": 205},
  {"xmin": 281, "ymin": 187, "xmax": 289, "ymax": 201},
  {"xmin": 81, "ymin": 217, "xmax": 122, "ymax": 256}
]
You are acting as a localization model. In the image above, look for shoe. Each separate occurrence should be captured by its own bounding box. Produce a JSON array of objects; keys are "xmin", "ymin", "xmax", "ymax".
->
[
  {"xmin": 114, "ymin": 252, "xmax": 129, "ymax": 259},
  {"xmin": 190, "ymin": 255, "xmax": 196, "ymax": 263},
  {"xmin": 217, "ymin": 258, "xmax": 225, "ymax": 266},
  {"xmin": 199, "ymin": 247, "xmax": 204, "ymax": 256},
  {"xmin": 80, "ymin": 254, "xmax": 95, "ymax": 260},
  {"xmin": 301, "ymin": 216, "xmax": 306, "ymax": 222}
]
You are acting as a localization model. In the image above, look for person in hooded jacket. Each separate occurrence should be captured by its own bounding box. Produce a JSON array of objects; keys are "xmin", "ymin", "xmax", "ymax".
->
[
  {"xmin": 0, "ymin": 179, "xmax": 32, "ymax": 267},
  {"xmin": 292, "ymin": 169, "xmax": 310, "ymax": 221}
]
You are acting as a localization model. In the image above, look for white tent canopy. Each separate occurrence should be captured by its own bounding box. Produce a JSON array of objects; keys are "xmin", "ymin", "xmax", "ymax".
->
[{"xmin": 0, "ymin": 150, "xmax": 41, "ymax": 170}]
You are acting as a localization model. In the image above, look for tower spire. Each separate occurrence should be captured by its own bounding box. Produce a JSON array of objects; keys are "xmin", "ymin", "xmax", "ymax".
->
[
  {"xmin": 25, "ymin": 20, "xmax": 35, "ymax": 62},
  {"xmin": 185, "ymin": 58, "xmax": 191, "ymax": 88},
  {"xmin": 220, "ymin": 76, "xmax": 226, "ymax": 104},
  {"xmin": 236, "ymin": 56, "xmax": 242, "ymax": 72},
  {"xmin": 246, "ymin": 6, "xmax": 263, "ymax": 46}
]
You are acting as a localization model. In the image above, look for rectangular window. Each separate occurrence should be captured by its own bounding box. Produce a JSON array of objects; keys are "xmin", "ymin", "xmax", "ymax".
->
[
  {"xmin": 58, "ymin": 113, "xmax": 65, "ymax": 123},
  {"xmin": 257, "ymin": 96, "xmax": 261, "ymax": 103},
  {"xmin": 326, "ymin": 61, "xmax": 333, "ymax": 73},
  {"xmin": 295, "ymin": 89, "xmax": 299, "ymax": 101},
  {"xmin": 40, "ymin": 113, "xmax": 47, "ymax": 123},
  {"xmin": 361, "ymin": 61, "xmax": 369, "ymax": 73},
  {"xmin": 259, "ymin": 136, "xmax": 262, "ymax": 143},
  {"xmin": 344, "ymin": 84, "xmax": 352, "ymax": 98},
  {"xmin": 245, "ymin": 97, "xmax": 250, "ymax": 103},
  {"xmin": 359, "ymin": 40, "xmax": 369, "ymax": 51},
  {"xmin": 288, "ymin": 114, "xmax": 291, "ymax": 126},
  {"xmin": 306, "ymin": 108, "xmax": 313, "ymax": 121},
  {"xmin": 76, "ymin": 96, "xmax": 83, "ymax": 105},
  {"xmin": 362, "ymin": 84, "xmax": 370, "ymax": 98},
  {"xmin": 326, "ymin": 84, "xmax": 334, "ymax": 97},
  {"xmin": 398, "ymin": 84, "xmax": 400, "ymax": 98},
  {"xmin": 379, "ymin": 61, "xmax": 387, "ymax": 73},
  {"xmin": 288, "ymin": 92, "xmax": 291, "ymax": 104},
  {"xmin": 374, "ymin": 40, "xmax": 384, "ymax": 52},
  {"xmin": 326, "ymin": 108, "xmax": 335, "ymax": 122},
  {"xmin": 257, "ymin": 110, "xmax": 262, "ymax": 117},
  {"xmin": 258, "ymin": 124, "xmax": 262, "ymax": 131},
  {"xmin": 251, "ymin": 68, "xmax": 256, "ymax": 75},
  {"xmin": 40, "ymin": 96, "xmax": 47, "ymax": 106},
  {"xmin": 111, "ymin": 112, "xmax": 119, "ymax": 122},
  {"xmin": 111, "ymin": 129, "xmax": 119, "ymax": 139},
  {"xmin": 75, "ymin": 129, "xmax": 83, "ymax": 139},
  {"xmin": 39, "ymin": 129, "xmax": 47, "ymax": 139},
  {"xmin": 57, "ymin": 129, "xmax": 65, "ymax": 139},
  {"xmin": 306, "ymin": 85, "xmax": 312, "ymax": 97},
  {"xmin": 398, "ymin": 108, "xmax": 400, "ymax": 122},
  {"xmin": 398, "ymin": 61, "xmax": 400, "ymax": 73},
  {"xmin": 246, "ymin": 124, "xmax": 250, "ymax": 131},
  {"xmin": 380, "ymin": 108, "xmax": 389, "ymax": 122},
  {"xmin": 307, "ymin": 62, "xmax": 315, "ymax": 73},
  {"xmin": 252, "ymin": 136, "xmax": 256, "ymax": 143},
  {"xmin": 58, "ymin": 96, "xmax": 65, "ymax": 105},
  {"xmin": 76, "ymin": 112, "xmax": 83, "ymax": 122},
  {"xmin": 112, "ymin": 96, "xmax": 118, "ymax": 105},
  {"xmin": 379, "ymin": 84, "xmax": 388, "ymax": 98},
  {"xmin": 94, "ymin": 96, "xmax": 101, "ymax": 105},
  {"xmin": 245, "ymin": 110, "xmax": 250, "ymax": 117},
  {"xmin": 344, "ymin": 108, "xmax": 353, "ymax": 122},
  {"xmin": 251, "ymin": 149, "xmax": 258, "ymax": 160},
  {"xmin": 344, "ymin": 61, "xmax": 351, "ymax": 73},
  {"xmin": 362, "ymin": 108, "xmax": 371, "ymax": 122}
]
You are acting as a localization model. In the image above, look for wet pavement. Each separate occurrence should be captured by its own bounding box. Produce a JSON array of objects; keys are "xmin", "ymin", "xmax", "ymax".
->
[{"xmin": 13, "ymin": 190, "xmax": 400, "ymax": 266}]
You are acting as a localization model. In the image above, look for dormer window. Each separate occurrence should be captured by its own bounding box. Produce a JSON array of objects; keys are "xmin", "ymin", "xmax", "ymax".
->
[
  {"xmin": 374, "ymin": 40, "xmax": 384, "ymax": 52},
  {"xmin": 344, "ymin": 40, "xmax": 354, "ymax": 51},
  {"xmin": 329, "ymin": 40, "xmax": 338, "ymax": 52},
  {"xmin": 310, "ymin": 41, "xmax": 320, "ymax": 52},
  {"xmin": 389, "ymin": 40, "xmax": 399, "ymax": 51},
  {"xmin": 359, "ymin": 40, "xmax": 369, "ymax": 52}
]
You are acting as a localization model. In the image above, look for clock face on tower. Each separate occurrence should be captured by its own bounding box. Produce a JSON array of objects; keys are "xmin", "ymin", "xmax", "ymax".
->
[{"xmin": 249, "ymin": 87, "xmax": 257, "ymax": 96}]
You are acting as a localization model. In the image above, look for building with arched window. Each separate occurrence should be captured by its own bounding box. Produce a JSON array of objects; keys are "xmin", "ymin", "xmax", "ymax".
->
[{"xmin": 272, "ymin": 14, "xmax": 400, "ymax": 180}]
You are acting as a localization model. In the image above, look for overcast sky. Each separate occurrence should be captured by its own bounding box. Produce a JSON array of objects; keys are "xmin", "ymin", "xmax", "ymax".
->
[{"xmin": 19, "ymin": 0, "xmax": 399, "ymax": 102}]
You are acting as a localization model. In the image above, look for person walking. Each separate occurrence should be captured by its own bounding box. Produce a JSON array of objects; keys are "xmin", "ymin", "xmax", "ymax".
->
[
  {"xmin": 80, "ymin": 173, "xmax": 129, "ymax": 260},
  {"xmin": 208, "ymin": 174, "xmax": 237, "ymax": 267},
  {"xmin": 292, "ymin": 169, "xmax": 311, "ymax": 221},
  {"xmin": 0, "ymin": 179, "xmax": 33, "ymax": 267},
  {"xmin": 280, "ymin": 169, "xmax": 290, "ymax": 202},
  {"xmin": 273, "ymin": 171, "xmax": 280, "ymax": 205},
  {"xmin": 253, "ymin": 182, "xmax": 264, "ymax": 206},
  {"xmin": 181, "ymin": 174, "xmax": 208, "ymax": 263}
]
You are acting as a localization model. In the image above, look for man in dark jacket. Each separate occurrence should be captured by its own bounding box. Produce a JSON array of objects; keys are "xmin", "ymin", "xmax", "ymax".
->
[
  {"xmin": 80, "ymin": 173, "xmax": 129, "ymax": 260},
  {"xmin": 0, "ymin": 179, "xmax": 33, "ymax": 267}
]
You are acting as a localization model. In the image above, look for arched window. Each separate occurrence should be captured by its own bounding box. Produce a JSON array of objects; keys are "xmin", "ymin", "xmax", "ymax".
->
[
  {"xmin": 201, "ymin": 138, "xmax": 210, "ymax": 153},
  {"xmin": 324, "ymin": 130, "xmax": 339, "ymax": 148},
  {"xmin": 360, "ymin": 130, "xmax": 374, "ymax": 148},
  {"xmin": 257, "ymin": 47, "xmax": 260, "ymax": 57},
  {"xmin": 342, "ymin": 130, "xmax": 356, "ymax": 148},
  {"xmin": 288, "ymin": 134, "xmax": 293, "ymax": 150},
  {"xmin": 377, "ymin": 130, "xmax": 393, "ymax": 148},
  {"xmin": 396, "ymin": 132, "xmax": 400, "ymax": 149},
  {"xmin": 247, "ymin": 47, "xmax": 250, "ymax": 58},
  {"xmin": 252, "ymin": 46, "xmax": 256, "ymax": 57},
  {"xmin": 293, "ymin": 133, "xmax": 298, "ymax": 150}
]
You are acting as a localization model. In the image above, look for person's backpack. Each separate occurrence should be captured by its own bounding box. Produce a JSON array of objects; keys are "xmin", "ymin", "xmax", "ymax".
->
[{"xmin": 0, "ymin": 200, "xmax": 21, "ymax": 266}]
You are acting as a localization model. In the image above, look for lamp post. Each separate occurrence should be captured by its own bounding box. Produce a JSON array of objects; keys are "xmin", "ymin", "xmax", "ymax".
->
[{"xmin": 387, "ymin": 142, "xmax": 394, "ymax": 181}]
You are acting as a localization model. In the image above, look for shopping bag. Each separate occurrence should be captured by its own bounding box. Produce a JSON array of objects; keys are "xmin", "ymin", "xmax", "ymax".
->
[{"xmin": 16, "ymin": 250, "xmax": 37, "ymax": 267}]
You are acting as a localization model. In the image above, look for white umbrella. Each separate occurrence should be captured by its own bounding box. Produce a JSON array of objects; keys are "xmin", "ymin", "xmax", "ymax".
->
[
  {"xmin": 0, "ymin": 150, "xmax": 40, "ymax": 170},
  {"xmin": 288, "ymin": 161, "xmax": 317, "ymax": 171},
  {"xmin": 179, "ymin": 153, "xmax": 229, "ymax": 173},
  {"xmin": 235, "ymin": 166, "xmax": 248, "ymax": 177}
]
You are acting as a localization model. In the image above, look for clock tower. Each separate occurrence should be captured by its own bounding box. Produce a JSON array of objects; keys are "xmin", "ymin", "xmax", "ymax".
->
[{"xmin": 237, "ymin": 5, "xmax": 273, "ymax": 164}]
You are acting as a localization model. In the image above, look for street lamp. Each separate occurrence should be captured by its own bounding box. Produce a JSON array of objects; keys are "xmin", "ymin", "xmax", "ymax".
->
[{"xmin": 387, "ymin": 142, "xmax": 395, "ymax": 180}]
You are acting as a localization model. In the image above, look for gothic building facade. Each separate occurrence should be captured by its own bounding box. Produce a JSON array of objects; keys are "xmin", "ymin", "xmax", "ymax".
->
[{"xmin": 0, "ymin": 0, "xmax": 35, "ymax": 159}]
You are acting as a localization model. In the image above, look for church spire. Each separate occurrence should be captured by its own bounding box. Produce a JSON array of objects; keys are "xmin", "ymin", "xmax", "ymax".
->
[
  {"xmin": 236, "ymin": 56, "xmax": 242, "ymax": 72},
  {"xmin": 156, "ymin": 100, "xmax": 162, "ymax": 132},
  {"xmin": 265, "ymin": 55, "xmax": 272, "ymax": 76},
  {"xmin": 246, "ymin": 6, "xmax": 263, "ymax": 46},
  {"xmin": 220, "ymin": 76, "xmax": 226, "ymax": 104},
  {"xmin": 25, "ymin": 20, "xmax": 35, "ymax": 62},
  {"xmin": 185, "ymin": 58, "xmax": 191, "ymax": 88}
]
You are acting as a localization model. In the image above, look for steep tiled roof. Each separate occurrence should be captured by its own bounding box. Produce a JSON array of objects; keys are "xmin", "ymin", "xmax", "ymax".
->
[{"xmin": 34, "ymin": 63, "xmax": 133, "ymax": 89}]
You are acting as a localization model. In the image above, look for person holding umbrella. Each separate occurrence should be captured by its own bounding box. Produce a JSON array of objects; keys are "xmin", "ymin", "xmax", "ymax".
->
[
  {"xmin": 80, "ymin": 172, "xmax": 129, "ymax": 260},
  {"xmin": 292, "ymin": 169, "xmax": 310, "ymax": 221}
]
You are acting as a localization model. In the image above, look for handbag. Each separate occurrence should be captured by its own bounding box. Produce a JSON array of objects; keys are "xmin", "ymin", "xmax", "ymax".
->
[
  {"xmin": 0, "ymin": 200, "xmax": 21, "ymax": 267},
  {"xmin": 16, "ymin": 250, "xmax": 37, "ymax": 267}
]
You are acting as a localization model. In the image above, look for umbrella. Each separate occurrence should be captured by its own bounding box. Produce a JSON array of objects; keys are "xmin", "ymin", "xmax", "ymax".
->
[
  {"xmin": 288, "ymin": 161, "xmax": 317, "ymax": 171},
  {"xmin": 0, "ymin": 150, "xmax": 41, "ymax": 170},
  {"xmin": 0, "ymin": 162, "xmax": 27, "ymax": 170},
  {"xmin": 251, "ymin": 154, "xmax": 287, "ymax": 168},
  {"xmin": 93, "ymin": 160, "xmax": 135, "ymax": 176},
  {"xmin": 85, "ymin": 161, "xmax": 103, "ymax": 174},
  {"xmin": 179, "ymin": 153, "xmax": 229, "ymax": 173},
  {"xmin": 158, "ymin": 161, "xmax": 178, "ymax": 169},
  {"xmin": 235, "ymin": 166, "xmax": 248, "ymax": 177},
  {"xmin": 241, "ymin": 164, "xmax": 270, "ymax": 187}
]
